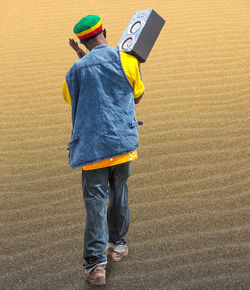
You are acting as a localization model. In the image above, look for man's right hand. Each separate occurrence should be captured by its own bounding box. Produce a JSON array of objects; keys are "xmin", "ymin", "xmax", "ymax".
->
[
  {"xmin": 134, "ymin": 94, "xmax": 143, "ymax": 104},
  {"xmin": 69, "ymin": 38, "xmax": 86, "ymax": 59}
]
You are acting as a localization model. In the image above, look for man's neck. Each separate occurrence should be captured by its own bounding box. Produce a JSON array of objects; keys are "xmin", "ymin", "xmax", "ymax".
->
[{"xmin": 87, "ymin": 36, "xmax": 108, "ymax": 51}]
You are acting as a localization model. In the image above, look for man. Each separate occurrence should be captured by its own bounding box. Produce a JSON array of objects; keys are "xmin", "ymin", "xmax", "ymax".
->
[{"xmin": 62, "ymin": 15, "xmax": 144, "ymax": 286}]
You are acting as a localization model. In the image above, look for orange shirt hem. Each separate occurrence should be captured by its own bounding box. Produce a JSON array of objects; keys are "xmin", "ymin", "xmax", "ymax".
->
[{"xmin": 82, "ymin": 151, "xmax": 138, "ymax": 170}]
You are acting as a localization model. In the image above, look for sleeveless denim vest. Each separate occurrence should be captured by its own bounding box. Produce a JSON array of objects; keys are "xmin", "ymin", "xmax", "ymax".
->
[{"xmin": 66, "ymin": 45, "xmax": 139, "ymax": 169}]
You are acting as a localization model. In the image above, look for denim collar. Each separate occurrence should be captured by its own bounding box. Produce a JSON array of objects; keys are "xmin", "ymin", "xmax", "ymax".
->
[{"xmin": 92, "ymin": 44, "xmax": 108, "ymax": 51}]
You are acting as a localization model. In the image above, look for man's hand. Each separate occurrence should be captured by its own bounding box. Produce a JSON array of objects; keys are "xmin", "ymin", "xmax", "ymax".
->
[
  {"xmin": 134, "ymin": 94, "xmax": 143, "ymax": 104},
  {"xmin": 69, "ymin": 38, "xmax": 86, "ymax": 59}
]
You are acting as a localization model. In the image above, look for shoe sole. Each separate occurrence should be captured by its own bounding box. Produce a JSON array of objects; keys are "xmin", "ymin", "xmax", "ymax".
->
[
  {"xmin": 106, "ymin": 247, "xmax": 128, "ymax": 262},
  {"xmin": 86, "ymin": 276, "xmax": 106, "ymax": 286}
]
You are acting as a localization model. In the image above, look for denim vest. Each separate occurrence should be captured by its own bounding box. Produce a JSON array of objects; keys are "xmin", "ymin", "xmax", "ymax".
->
[{"xmin": 66, "ymin": 45, "xmax": 139, "ymax": 169}]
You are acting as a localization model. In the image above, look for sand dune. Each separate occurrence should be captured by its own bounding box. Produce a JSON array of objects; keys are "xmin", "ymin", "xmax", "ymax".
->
[{"xmin": 1, "ymin": 0, "xmax": 249, "ymax": 289}]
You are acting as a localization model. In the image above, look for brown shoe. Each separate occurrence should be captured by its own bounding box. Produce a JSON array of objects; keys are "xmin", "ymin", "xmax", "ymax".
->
[
  {"xmin": 85, "ymin": 266, "xmax": 106, "ymax": 286},
  {"xmin": 105, "ymin": 244, "xmax": 128, "ymax": 262}
]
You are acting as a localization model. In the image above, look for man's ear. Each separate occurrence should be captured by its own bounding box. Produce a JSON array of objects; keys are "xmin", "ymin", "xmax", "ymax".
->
[{"xmin": 103, "ymin": 28, "xmax": 107, "ymax": 39}]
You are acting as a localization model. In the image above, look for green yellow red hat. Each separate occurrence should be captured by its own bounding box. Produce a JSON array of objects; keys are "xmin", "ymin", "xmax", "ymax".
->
[{"xmin": 73, "ymin": 15, "xmax": 103, "ymax": 41}]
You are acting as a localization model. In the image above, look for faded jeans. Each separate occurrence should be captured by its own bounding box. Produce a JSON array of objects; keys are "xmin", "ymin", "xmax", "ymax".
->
[{"xmin": 82, "ymin": 162, "xmax": 131, "ymax": 270}]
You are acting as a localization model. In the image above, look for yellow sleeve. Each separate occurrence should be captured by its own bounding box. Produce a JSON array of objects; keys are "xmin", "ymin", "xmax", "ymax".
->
[
  {"xmin": 120, "ymin": 52, "xmax": 145, "ymax": 99},
  {"xmin": 62, "ymin": 79, "xmax": 71, "ymax": 105}
]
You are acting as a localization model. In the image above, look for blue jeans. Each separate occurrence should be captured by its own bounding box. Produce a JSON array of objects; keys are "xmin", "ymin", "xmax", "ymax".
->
[{"xmin": 82, "ymin": 162, "xmax": 131, "ymax": 270}]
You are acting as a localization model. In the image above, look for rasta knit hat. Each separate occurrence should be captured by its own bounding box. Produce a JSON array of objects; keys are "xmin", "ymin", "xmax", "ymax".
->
[{"xmin": 73, "ymin": 15, "xmax": 103, "ymax": 41}]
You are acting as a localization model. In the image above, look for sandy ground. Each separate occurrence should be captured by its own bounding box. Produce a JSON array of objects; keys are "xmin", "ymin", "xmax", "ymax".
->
[{"xmin": 1, "ymin": 0, "xmax": 250, "ymax": 289}]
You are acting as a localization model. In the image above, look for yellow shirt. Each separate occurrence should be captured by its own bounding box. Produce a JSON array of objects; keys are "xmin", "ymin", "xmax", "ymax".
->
[{"xmin": 62, "ymin": 51, "xmax": 144, "ymax": 170}]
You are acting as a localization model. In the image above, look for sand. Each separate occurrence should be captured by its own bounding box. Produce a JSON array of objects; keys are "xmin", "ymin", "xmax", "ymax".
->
[{"xmin": 1, "ymin": 0, "xmax": 249, "ymax": 289}]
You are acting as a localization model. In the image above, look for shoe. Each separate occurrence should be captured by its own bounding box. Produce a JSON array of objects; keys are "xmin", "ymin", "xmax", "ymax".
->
[
  {"xmin": 105, "ymin": 243, "xmax": 128, "ymax": 262},
  {"xmin": 85, "ymin": 266, "xmax": 106, "ymax": 286}
]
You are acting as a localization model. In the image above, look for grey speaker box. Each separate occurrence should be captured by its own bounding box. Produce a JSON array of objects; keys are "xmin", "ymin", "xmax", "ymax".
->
[{"xmin": 117, "ymin": 9, "xmax": 166, "ymax": 62}]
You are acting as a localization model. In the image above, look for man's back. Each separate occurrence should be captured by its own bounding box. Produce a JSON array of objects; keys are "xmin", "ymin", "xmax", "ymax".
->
[{"xmin": 66, "ymin": 45, "xmax": 138, "ymax": 169}]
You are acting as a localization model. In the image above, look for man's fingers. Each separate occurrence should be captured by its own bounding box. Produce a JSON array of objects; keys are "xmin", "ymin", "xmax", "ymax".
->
[
  {"xmin": 69, "ymin": 40, "xmax": 76, "ymax": 49},
  {"xmin": 69, "ymin": 39, "xmax": 79, "ymax": 48},
  {"xmin": 69, "ymin": 39, "xmax": 75, "ymax": 44}
]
